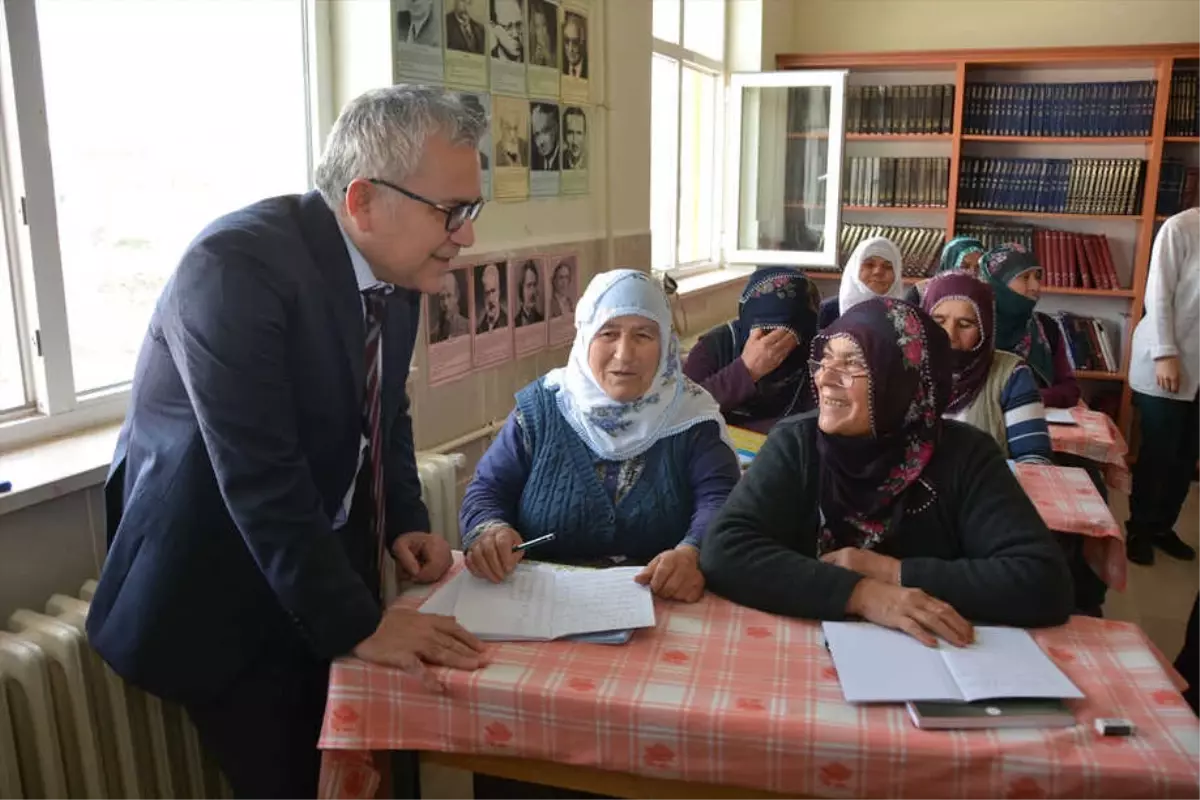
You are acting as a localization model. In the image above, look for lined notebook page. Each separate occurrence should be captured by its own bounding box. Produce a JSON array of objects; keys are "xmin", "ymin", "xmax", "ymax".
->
[
  {"xmin": 822, "ymin": 622, "xmax": 962, "ymax": 703},
  {"xmin": 942, "ymin": 626, "xmax": 1084, "ymax": 702},
  {"xmin": 550, "ymin": 567, "xmax": 656, "ymax": 639},
  {"xmin": 454, "ymin": 564, "xmax": 557, "ymax": 639}
]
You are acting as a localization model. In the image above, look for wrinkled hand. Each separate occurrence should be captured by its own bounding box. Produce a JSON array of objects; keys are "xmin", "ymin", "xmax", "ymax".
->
[
  {"xmin": 740, "ymin": 328, "xmax": 799, "ymax": 382},
  {"xmin": 634, "ymin": 545, "xmax": 705, "ymax": 603},
  {"xmin": 352, "ymin": 607, "xmax": 487, "ymax": 691},
  {"xmin": 846, "ymin": 579, "xmax": 974, "ymax": 648},
  {"xmin": 820, "ymin": 547, "xmax": 901, "ymax": 585},
  {"xmin": 464, "ymin": 526, "xmax": 525, "ymax": 583},
  {"xmin": 392, "ymin": 532, "xmax": 453, "ymax": 584},
  {"xmin": 1155, "ymin": 356, "xmax": 1181, "ymax": 394}
]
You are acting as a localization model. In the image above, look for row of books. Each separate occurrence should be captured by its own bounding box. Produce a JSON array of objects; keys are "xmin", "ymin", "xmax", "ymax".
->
[
  {"xmin": 838, "ymin": 224, "xmax": 945, "ymax": 278},
  {"xmin": 957, "ymin": 157, "xmax": 1146, "ymax": 216},
  {"xmin": 786, "ymin": 86, "xmax": 833, "ymax": 134},
  {"xmin": 844, "ymin": 84, "xmax": 955, "ymax": 135},
  {"xmin": 962, "ymin": 81, "xmax": 1157, "ymax": 138},
  {"xmin": 843, "ymin": 157, "xmax": 950, "ymax": 208},
  {"xmin": 954, "ymin": 222, "xmax": 1034, "ymax": 252},
  {"xmin": 1049, "ymin": 313, "xmax": 1120, "ymax": 374},
  {"xmin": 1157, "ymin": 158, "xmax": 1199, "ymax": 217},
  {"xmin": 1031, "ymin": 230, "xmax": 1121, "ymax": 291},
  {"xmin": 1166, "ymin": 70, "xmax": 1199, "ymax": 138}
]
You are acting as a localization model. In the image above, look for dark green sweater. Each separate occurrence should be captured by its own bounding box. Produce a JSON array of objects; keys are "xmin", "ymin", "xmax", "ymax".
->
[{"xmin": 700, "ymin": 413, "xmax": 1073, "ymax": 628}]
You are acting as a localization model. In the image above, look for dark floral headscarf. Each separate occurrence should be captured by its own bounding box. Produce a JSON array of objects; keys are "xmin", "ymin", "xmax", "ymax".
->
[
  {"xmin": 920, "ymin": 271, "xmax": 995, "ymax": 414},
  {"xmin": 937, "ymin": 236, "xmax": 985, "ymax": 274},
  {"xmin": 810, "ymin": 298, "xmax": 952, "ymax": 553},
  {"xmin": 980, "ymin": 243, "xmax": 1053, "ymax": 384}
]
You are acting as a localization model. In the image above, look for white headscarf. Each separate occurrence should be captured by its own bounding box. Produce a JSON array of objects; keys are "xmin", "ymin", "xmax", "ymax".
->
[
  {"xmin": 542, "ymin": 269, "xmax": 732, "ymax": 461},
  {"xmin": 838, "ymin": 236, "xmax": 906, "ymax": 315}
]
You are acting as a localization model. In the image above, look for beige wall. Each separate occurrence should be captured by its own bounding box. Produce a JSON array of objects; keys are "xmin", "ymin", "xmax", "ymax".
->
[{"xmin": 789, "ymin": 0, "xmax": 1199, "ymax": 54}]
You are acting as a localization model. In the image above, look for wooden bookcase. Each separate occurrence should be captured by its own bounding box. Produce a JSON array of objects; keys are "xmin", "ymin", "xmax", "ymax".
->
[{"xmin": 775, "ymin": 42, "xmax": 1200, "ymax": 441}]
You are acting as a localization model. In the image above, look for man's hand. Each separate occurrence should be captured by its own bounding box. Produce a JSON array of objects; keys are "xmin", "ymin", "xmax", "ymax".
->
[
  {"xmin": 352, "ymin": 607, "xmax": 487, "ymax": 691},
  {"xmin": 634, "ymin": 545, "xmax": 705, "ymax": 603},
  {"xmin": 464, "ymin": 526, "xmax": 524, "ymax": 583},
  {"xmin": 392, "ymin": 532, "xmax": 453, "ymax": 584},
  {"xmin": 820, "ymin": 547, "xmax": 901, "ymax": 585},
  {"xmin": 1155, "ymin": 355, "xmax": 1181, "ymax": 394},
  {"xmin": 740, "ymin": 328, "xmax": 798, "ymax": 382},
  {"xmin": 846, "ymin": 579, "xmax": 974, "ymax": 648}
]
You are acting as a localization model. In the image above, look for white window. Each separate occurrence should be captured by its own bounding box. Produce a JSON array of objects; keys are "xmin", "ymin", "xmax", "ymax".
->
[
  {"xmin": 651, "ymin": 0, "xmax": 725, "ymax": 276},
  {"xmin": 0, "ymin": 0, "xmax": 317, "ymax": 446}
]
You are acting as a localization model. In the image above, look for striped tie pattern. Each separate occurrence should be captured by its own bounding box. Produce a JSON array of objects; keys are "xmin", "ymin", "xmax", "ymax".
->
[{"xmin": 362, "ymin": 289, "xmax": 388, "ymax": 596}]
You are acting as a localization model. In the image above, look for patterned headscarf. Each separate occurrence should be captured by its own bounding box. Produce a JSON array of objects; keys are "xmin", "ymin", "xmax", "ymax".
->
[
  {"xmin": 920, "ymin": 271, "xmax": 995, "ymax": 414},
  {"xmin": 980, "ymin": 243, "xmax": 1053, "ymax": 384},
  {"xmin": 937, "ymin": 236, "xmax": 985, "ymax": 274},
  {"xmin": 543, "ymin": 269, "xmax": 732, "ymax": 460},
  {"xmin": 838, "ymin": 236, "xmax": 907, "ymax": 316},
  {"xmin": 811, "ymin": 298, "xmax": 952, "ymax": 554}
]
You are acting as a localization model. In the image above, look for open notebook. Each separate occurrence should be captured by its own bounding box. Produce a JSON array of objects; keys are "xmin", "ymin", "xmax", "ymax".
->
[
  {"xmin": 822, "ymin": 622, "xmax": 1084, "ymax": 704},
  {"xmin": 420, "ymin": 563, "xmax": 656, "ymax": 641}
]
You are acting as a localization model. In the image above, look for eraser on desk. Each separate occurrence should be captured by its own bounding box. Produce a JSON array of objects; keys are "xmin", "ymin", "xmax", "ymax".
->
[
  {"xmin": 0, "ymin": 481, "xmax": 11, "ymax": 494},
  {"xmin": 1094, "ymin": 717, "xmax": 1135, "ymax": 736}
]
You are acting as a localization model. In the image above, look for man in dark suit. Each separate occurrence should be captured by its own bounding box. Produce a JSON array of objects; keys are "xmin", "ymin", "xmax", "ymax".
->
[
  {"xmin": 562, "ymin": 13, "xmax": 587, "ymax": 78},
  {"xmin": 397, "ymin": 0, "xmax": 441, "ymax": 47},
  {"xmin": 475, "ymin": 262, "xmax": 508, "ymax": 333},
  {"xmin": 530, "ymin": 103, "xmax": 560, "ymax": 172},
  {"xmin": 445, "ymin": 0, "xmax": 485, "ymax": 54},
  {"xmin": 85, "ymin": 86, "xmax": 490, "ymax": 799}
]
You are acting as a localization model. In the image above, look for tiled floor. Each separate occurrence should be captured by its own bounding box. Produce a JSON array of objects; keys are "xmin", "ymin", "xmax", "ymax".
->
[{"xmin": 1104, "ymin": 483, "xmax": 1199, "ymax": 660}]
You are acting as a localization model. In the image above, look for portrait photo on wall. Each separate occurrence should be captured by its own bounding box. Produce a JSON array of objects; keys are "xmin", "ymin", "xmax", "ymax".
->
[
  {"xmin": 471, "ymin": 260, "xmax": 515, "ymax": 368},
  {"xmin": 546, "ymin": 253, "xmax": 578, "ymax": 345},
  {"xmin": 393, "ymin": 0, "xmax": 445, "ymax": 82},
  {"xmin": 425, "ymin": 265, "xmax": 473, "ymax": 386},
  {"xmin": 530, "ymin": 101, "xmax": 560, "ymax": 171},
  {"xmin": 489, "ymin": 0, "xmax": 525, "ymax": 62},
  {"xmin": 512, "ymin": 257, "xmax": 549, "ymax": 357},
  {"xmin": 492, "ymin": 94, "xmax": 531, "ymax": 200},
  {"xmin": 560, "ymin": 105, "xmax": 588, "ymax": 194},
  {"xmin": 457, "ymin": 91, "xmax": 493, "ymax": 198},
  {"xmin": 561, "ymin": 9, "xmax": 587, "ymax": 78},
  {"xmin": 445, "ymin": 0, "xmax": 487, "ymax": 54},
  {"xmin": 527, "ymin": 0, "xmax": 558, "ymax": 68}
]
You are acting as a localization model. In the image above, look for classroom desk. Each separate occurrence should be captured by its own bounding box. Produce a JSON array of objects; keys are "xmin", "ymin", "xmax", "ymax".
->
[
  {"xmin": 318, "ymin": 558, "xmax": 1197, "ymax": 799},
  {"xmin": 1047, "ymin": 405, "xmax": 1132, "ymax": 494}
]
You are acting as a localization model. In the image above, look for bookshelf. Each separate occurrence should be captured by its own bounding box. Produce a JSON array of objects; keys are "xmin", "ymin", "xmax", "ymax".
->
[{"xmin": 773, "ymin": 43, "xmax": 1200, "ymax": 441}]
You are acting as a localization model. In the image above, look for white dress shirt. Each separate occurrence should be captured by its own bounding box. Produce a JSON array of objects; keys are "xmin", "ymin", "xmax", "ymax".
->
[{"xmin": 1129, "ymin": 207, "xmax": 1200, "ymax": 400}]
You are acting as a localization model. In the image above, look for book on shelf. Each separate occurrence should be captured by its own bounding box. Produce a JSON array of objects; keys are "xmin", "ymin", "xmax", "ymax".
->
[
  {"xmin": 1166, "ymin": 67, "xmax": 1199, "ymax": 138},
  {"xmin": 958, "ymin": 157, "xmax": 1146, "ymax": 216},
  {"xmin": 955, "ymin": 221, "xmax": 1035, "ymax": 252},
  {"xmin": 846, "ymin": 84, "xmax": 954, "ymax": 135},
  {"xmin": 1156, "ymin": 158, "xmax": 1199, "ymax": 217},
  {"xmin": 843, "ymin": 157, "xmax": 949, "ymax": 208},
  {"xmin": 1048, "ymin": 312, "xmax": 1121, "ymax": 373},
  {"xmin": 1031, "ymin": 229, "xmax": 1120, "ymax": 290},
  {"xmin": 838, "ymin": 223, "xmax": 945, "ymax": 277},
  {"xmin": 963, "ymin": 80, "xmax": 1156, "ymax": 137}
]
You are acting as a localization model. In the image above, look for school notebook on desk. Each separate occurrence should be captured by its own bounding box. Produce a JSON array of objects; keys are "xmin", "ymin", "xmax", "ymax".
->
[
  {"xmin": 420, "ymin": 563, "xmax": 655, "ymax": 642},
  {"xmin": 822, "ymin": 622, "xmax": 1084, "ymax": 704}
]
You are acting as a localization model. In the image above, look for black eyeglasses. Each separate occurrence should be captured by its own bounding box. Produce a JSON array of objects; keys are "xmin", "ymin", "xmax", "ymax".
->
[{"xmin": 352, "ymin": 178, "xmax": 484, "ymax": 232}]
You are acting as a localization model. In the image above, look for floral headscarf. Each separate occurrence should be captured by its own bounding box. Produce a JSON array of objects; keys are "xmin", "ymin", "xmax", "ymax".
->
[
  {"xmin": 937, "ymin": 236, "xmax": 985, "ymax": 274},
  {"xmin": 810, "ymin": 298, "xmax": 952, "ymax": 553},
  {"xmin": 543, "ymin": 268, "xmax": 732, "ymax": 460},
  {"xmin": 920, "ymin": 271, "xmax": 996, "ymax": 414},
  {"xmin": 980, "ymin": 243, "xmax": 1054, "ymax": 384}
]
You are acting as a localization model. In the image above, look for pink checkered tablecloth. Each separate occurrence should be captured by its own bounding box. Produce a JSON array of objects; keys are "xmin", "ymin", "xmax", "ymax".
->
[
  {"xmin": 1012, "ymin": 463, "xmax": 1127, "ymax": 591},
  {"xmin": 1049, "ymin": 406, "xmax": 1132, "ymax": 494},
  {"xmin": 318, "ymin": 561, "xmax": 1196, "ymax": 799}
]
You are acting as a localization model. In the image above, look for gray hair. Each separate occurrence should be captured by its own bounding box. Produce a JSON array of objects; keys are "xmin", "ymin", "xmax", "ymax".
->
[{"xmin": 315, "ymin": 85, "xmax": 488, "ymax": 207}]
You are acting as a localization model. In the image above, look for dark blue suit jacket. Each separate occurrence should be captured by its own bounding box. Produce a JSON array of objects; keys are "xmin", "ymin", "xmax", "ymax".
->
[{"xmin": 86, "ymin": 191, "xmax": 430, "ymax": 703}]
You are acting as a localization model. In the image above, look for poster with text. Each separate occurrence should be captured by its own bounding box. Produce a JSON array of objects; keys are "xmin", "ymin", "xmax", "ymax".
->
[
  {"xmin": 393, "ymin": 0, "xmax": 445, "ymax": 83},
  {"xmin": 529, "ymin": 100, "xmax": 560, "ymax": 196},
  {"xmin": 458, "ymin": 91, "xmax": 492, "ymax": 199},
  {"xmin": 488, "ymin": 0, "xmax": 526, "ymax": 95},
  {"xmin": 492, "ymin": 94, "xmax": 530, "ymax": 200},
  {"xmin": 526, "ymin": 0, "xmax": 560, "ymax": 98},
  {"xmin": 559, "ymin": 5, "xmax": 589, "ymax": 102},
  {"xmin": 426, "ymin": 266, "xmax": 473, "ymax": 386},
  {"xmin": 444, "ymin": 0, "xmax": 488, "ymax": 88},
  {"xmin": 471, "ymin": 260, "xmax": 514, "ymax": 368},
  {"xmin": 560, "ymin": 105, "xmax": 588, "ymax": 194},
  {"xmin": 511, "ymin": 256, "xmax": 548, "ymax": 357},
  {"xmin": 546, "ymin": 253, "xmax": 578, "ymax": 345}
]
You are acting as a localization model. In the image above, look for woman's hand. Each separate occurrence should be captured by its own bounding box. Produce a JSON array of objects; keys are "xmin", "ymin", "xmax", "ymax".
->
[
  {"xmin": 464, "ymin": 526, "xmax": 525, "ymax": 583},
  {"xmin": 820, "ymin": 547, "xmax": 901, "ymax": 585},
  {"xmin": 1155, "ymin": 355, "xmax": 1181, "ymax": 394},
  {"xmin": 846, "ymin": 579, "xmax": 974, "ymax": 648},
  {"xmin": 740, "ymin": 328, "xmax": 798, "ymax": 381},
  {"xmin": 635, "ymin": 545, "xmax": 705, "ymax": 602}
]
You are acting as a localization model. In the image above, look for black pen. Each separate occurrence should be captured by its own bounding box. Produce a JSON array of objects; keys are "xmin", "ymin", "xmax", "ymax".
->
[{"xmin": 513, "ymin": 532, "xmax": 556, "ymax": 553}]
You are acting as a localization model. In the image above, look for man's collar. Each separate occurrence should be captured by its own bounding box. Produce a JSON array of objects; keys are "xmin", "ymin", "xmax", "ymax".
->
[{"xmin": 336, "ymin": 220, "xmax": 391, "ymax": 295}]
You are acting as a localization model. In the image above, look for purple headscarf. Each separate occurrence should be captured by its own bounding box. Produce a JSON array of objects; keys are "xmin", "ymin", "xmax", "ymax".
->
[
  {"xmin": 920, "ymin": 271, "xmax": 996, "ymax": 414},
  {"xmin": 810, "ymin": 298, "xmax": 952, "ymax": 553}
]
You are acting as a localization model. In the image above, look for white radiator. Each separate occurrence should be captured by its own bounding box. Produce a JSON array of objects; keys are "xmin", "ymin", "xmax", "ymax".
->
[{"xmin": 0, "ymin": 451, "xmax": 463, "ymax": 799}]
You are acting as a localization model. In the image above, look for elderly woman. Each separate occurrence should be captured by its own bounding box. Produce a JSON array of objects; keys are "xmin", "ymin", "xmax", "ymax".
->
[
  {"xmin": 819, "ymin": 236, "xmax": 906, "ymax": 329},
  {"xmin": 905, "ymin": 235, "xmax": 985, "ymax": 304},
  {"xmin": 461, "ymin": 269, "xmax": 740, "ymax": 602},
  {"xmin": 683, "ymin": 268, "xmax": 821, "ymax": 433},
  {"xmin": 920, "ymin": 271, "xmax": 1052, "ymax": 463},
  {"xmin": 701, "ymin": 298, "xmax": 1072, "ymax": 643}
]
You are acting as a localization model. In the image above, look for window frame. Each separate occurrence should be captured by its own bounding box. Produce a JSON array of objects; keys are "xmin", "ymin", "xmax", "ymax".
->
[
  {"xmin": 651, "ymin": 1, "xmax": 726, "ymax": 280},
  {"xmin": 0, "ymin": 0, "xmax": 325, "ymax": 451}
]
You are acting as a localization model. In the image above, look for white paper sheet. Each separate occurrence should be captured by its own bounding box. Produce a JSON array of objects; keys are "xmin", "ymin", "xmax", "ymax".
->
[{"xmin": 1044, "ymin": 408, "xmax": 1078, "ymax": 425}]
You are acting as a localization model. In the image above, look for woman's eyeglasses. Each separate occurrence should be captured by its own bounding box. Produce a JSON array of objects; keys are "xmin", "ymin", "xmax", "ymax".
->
[
  {"xmin": 808, "ymin": 358, "xmax": 869, "ymax": 389},
  {"xmin": 347, "ymin": 178, "xmax": 484, "ymax": 232}
]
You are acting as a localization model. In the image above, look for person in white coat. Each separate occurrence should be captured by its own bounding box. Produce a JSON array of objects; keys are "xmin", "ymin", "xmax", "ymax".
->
[{"xmin": 1126, "ymin": 207, "xmax": 1199, "ymax": 565}]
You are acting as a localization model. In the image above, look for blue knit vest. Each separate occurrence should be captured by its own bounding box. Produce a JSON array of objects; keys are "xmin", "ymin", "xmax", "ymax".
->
[{"xmin": 514, "ymin": 380, "xmax": 695, "ymax": 562}]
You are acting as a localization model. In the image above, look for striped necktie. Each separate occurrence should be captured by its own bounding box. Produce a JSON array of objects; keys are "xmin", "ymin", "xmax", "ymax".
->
[{"xmin": 362, "ymin": 288, "xmax": 388, "ymax": 595}]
